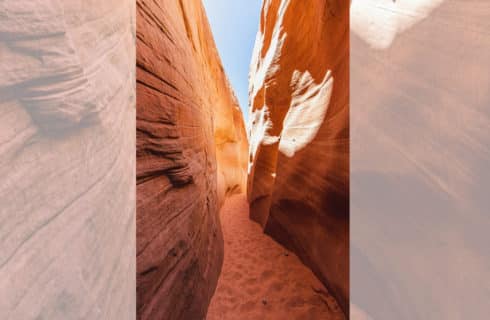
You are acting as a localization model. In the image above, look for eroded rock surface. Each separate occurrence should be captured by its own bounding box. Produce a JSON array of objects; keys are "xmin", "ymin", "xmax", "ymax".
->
[
  {"xmin": 247, "ymin": 0, "xmax": 349, "ymax": 314},
  {"xmin": 136, "ymin": 0, "xmax": 248, "ymax": 319}
]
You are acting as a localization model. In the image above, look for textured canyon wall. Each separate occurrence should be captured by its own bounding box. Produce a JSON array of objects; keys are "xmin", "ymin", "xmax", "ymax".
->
[
  {"xmin": 136, "ymin": 0, "xmax": 248, "ymax": 319},
  {"xmin": 0, "ymin": 1, "xmax": 135, "ymax": 319},
  {"xmin": 247, "ymin": 0, "xmax": 349, "ymax": 314}
]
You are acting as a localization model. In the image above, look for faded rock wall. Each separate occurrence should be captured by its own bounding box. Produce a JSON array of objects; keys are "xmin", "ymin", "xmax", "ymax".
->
[
  {"xmin": 136, "ymin": 0, "xmax": 248, "ymax": 319},
  {"xmin": 0, "ymin": 1, "xmax": 135, "ymax": 319},
  {"xmin": 351, "ymin": 1, "xmax": 490, "ymax": 319},
  {"xmin": 247, "ymin": 0, "xmax": 349, "ymax": 314}
]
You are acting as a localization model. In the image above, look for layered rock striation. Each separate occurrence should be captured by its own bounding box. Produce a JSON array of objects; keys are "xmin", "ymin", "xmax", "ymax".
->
[
  {"xmin": 247, "ymin": 0, "xmax": 349, "ymax": 314},
  {"xmin": 136, "ymin": 0, "xmax": 247, "ymax": 319}
]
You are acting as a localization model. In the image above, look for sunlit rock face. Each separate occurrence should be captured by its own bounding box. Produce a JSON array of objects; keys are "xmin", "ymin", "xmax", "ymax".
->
[
  {"xmin": 136, "ymin": 0, "xmax": 248, "ymax": 319},
  {"xmin": 247, "ymin": 0, "xmax": 349, "ymax": 314}
]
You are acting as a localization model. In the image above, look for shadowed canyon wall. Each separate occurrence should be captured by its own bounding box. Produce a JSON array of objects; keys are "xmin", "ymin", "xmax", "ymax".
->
[
  {"xmin": 247, "ymin": 0, "xmax": 349, "ymax": 314},
  {"xmin": 136, "ymin": 0, "xmax": 248, "ymax": 319}
]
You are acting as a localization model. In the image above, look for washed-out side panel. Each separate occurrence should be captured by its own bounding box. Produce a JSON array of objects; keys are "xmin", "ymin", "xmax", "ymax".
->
[
  {"xmin": 0, "ymin": 1, "xmax": 136, "ymax": 319},
  {"xmin": 351, "ymin": 1, "xmax": 490, "ymax": 319}
]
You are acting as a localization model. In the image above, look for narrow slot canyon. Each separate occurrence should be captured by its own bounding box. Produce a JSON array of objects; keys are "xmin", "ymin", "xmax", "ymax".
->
[{"xmin": 136, "ymin": 0, "xmax": 348, "ymax": 319}]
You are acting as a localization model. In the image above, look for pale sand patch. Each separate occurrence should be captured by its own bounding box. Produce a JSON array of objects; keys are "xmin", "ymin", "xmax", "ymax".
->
[{"xmin": 207, "ymin": 194, "xmax": 345, "ymax": 320}]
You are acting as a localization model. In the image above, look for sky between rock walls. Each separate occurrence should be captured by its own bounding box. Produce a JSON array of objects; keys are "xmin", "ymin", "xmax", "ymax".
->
[{"xmin": 202, "ymin": 0, "xmax": 262, "ymax": 123}]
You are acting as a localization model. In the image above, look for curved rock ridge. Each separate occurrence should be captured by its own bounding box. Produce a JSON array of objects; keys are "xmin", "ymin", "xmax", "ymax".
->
[
  {"xmin": 136, "ymin": 0, "xmax": 248, "ymax": 319},
  {"xmin": 247, "ymin": 0, "xmax": 349, "ymax": 315}
]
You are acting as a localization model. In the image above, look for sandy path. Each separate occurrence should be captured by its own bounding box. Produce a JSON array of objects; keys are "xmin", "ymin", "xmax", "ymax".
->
[{"xmin": 206, "ymin": 194, "xmax": 345, "ymax": 320}]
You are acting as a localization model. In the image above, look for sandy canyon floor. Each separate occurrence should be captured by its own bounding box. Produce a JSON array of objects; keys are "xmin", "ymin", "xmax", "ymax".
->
[{"xmin": 207, "ymin": 194, "xmax": 345, "ymax": 320}]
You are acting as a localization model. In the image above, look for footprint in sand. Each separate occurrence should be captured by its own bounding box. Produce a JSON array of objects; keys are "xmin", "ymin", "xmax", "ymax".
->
[
  {"xmin": 268, "ymin": 280, "xmax": 284, "ymax": 292},
  {"xmin": 231, "ymin": 271, "xmax": 242, "ymax": 281},
  {"xmin": 245, "ymin": 286, "xmax": 258, "ymax": 296},
  {"xmin": 239, "ymin": 301, "xmax": 256, "ymax": 312},
  {"xmin": 243, "ymin": 277, "xmax": 258, "ymax": 286},
  {"xmin": 286, "ymin": 295, "xmax": 306, "ymax": 308},
  {"xmin": 260, "ymin": 269, "xmax": 274, "ymax": 281}
]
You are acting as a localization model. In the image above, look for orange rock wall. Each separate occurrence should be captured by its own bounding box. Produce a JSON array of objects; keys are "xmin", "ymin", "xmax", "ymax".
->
[
  {"xmin": 247, "ymin": 0, "xmax": 349, "ymax": 314},
  {"xmin": 136, "ymin": 0, "xmax": 247, "ymax": 319}
]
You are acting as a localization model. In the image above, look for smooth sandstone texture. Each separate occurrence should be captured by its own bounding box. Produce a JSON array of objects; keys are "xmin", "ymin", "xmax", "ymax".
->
[
  {"xmin": 0, "ymin": 1, "xmax": 135, "ymax": 319},
  {"xmin": 136, "ymin": 0, "xmax": 248, "ymax": 319},
  {"xmin": 247, "ymin": 0, "xmax": 349, "ymax": 315}
]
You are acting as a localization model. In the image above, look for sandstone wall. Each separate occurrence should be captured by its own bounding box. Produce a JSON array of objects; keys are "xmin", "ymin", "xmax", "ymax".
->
[
  {"xmin": 0, "ymin": 1, "xmax": 135, "ymax": 319},
  {"xmin": 136, "ymin": 0, "xmax": 248, "ymax": 319},
  {"xmin": 247, "ymin": 0, "xmax": 349, "ymax": 314}
]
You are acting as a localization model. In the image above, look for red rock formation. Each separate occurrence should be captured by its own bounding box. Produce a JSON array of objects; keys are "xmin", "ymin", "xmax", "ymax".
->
[
  {"xmin": 136, "ymin": 0, "xmax": 248, "ymax": 319},
  {"xmin": 247, "ymin": 0, "xmax": 349, "ymax": 314}
]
